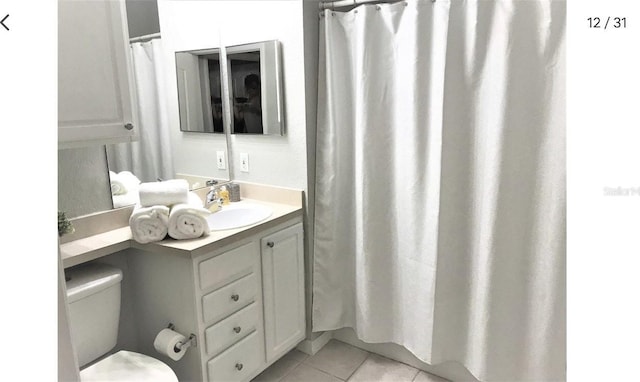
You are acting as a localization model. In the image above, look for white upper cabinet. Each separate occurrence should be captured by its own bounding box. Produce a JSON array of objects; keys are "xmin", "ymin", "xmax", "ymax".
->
[{"xmin": 58, "ymin": 0, "xmax": 138, "ymax": 148}]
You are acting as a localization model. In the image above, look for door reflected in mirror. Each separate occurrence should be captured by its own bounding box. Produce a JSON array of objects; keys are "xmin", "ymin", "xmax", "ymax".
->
[{"xmin": 175, "ymin": 49, "xmax": 224, "ymax": 133}]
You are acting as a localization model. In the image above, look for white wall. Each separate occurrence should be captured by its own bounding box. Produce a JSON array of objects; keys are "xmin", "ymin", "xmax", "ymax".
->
[
  {"xmin": 157, "ymin": 1, "xmax": 232, "ymax": 182},
  {"xmin": 302, "ymin": 0, "xmax": 321, "ymax": 341},
  {"xmin": 58, "ymin": 251, "xmax": 80, "ymax": 381},
  {"xmin": 157, "ymin": 0, "xmax": 307, "ymax": 189}
]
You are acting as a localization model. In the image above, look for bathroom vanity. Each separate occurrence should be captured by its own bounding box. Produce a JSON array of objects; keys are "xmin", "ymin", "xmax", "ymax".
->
[
  {"xmin": 129, "ymin": 215, "xmax": 304, "ymax": 381},
  {"xmin": 60, "ymin": 183, "xmax": 305, "ymax": 382}
]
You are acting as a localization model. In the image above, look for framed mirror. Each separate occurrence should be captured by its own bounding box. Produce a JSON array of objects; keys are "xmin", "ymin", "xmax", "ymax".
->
[
  {"xmin": 175, "ymin": 48, "xmax": 224, "ymax": 133},
  {"xmin": 105, "ymin": 44, "xmax": 230, "ymax": 211},
  {"xmin": 227, "ymin": 40, "xmax": 284, "ymax": 135}
]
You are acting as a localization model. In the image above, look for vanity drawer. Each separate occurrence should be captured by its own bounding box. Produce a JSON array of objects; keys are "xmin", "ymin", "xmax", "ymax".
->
[
  {"xmin": 202, "ymin": 273, "xmax": 257, "ymax": 324},
  {"xmin": 205, "ymin": 302, "xmax": 259, "ymax": 357},
  {"xmin": 199, "ymin": 242, "xmax": 255, "ymax": 291},
  {"xmin": 207, "ymin": 330, "xmax": 262, "ymax": 382}
]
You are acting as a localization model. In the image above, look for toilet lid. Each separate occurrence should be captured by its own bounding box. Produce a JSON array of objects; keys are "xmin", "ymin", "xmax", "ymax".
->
[{"xmin": 80, "ymin": 350, "xmax": 178, "ymax": 382}]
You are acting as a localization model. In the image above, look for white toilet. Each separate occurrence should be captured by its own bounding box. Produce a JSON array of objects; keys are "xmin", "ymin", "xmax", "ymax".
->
[{"xmin": 66, "ymin": 263, "xmax": 179, "ymax": 381}]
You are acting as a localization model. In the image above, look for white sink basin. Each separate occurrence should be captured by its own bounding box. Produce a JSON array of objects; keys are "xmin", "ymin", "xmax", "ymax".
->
[{"xmin": 206, "ymin": 203, "xmax": 273, "ymax": 231}]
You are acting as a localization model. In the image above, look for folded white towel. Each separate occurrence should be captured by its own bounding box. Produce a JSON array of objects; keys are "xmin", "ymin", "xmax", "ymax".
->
[
  {"xmin": 119, "ymin": 171, "xmax": 141, "ymax": 187},
  {"xmin": 112, "ymin": 191, "xmax": 140, "ymax": 209},
  {"xmin": 110, "ymin": 171, "xmax": 141, "ymax": 196},
  {"xmin": 138, "ymin": 179, "xmax": 189, "ymax": 207},
  {"xmin": 129, "ymin": 205, "xmax": 170, "ymax": 244},
  {"xmin": 167, "ymin": 192, "xmax": 211, "ymax": 240}
]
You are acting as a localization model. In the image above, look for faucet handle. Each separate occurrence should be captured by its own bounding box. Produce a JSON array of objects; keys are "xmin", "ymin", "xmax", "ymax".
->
[{"xmin": 206, "ymin": 189, "xmax": 217, "ymax": 203}]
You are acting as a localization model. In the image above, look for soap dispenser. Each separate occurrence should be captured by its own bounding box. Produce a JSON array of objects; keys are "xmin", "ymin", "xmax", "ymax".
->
[{"xmin": 219, "ymin": 185, "xmax": 230, "ymax": 205}]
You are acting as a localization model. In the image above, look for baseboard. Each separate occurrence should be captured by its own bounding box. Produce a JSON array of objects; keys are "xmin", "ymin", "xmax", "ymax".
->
[{"xmin": 296, "ymin": 331, "xmax": 333, "ymax": 356}]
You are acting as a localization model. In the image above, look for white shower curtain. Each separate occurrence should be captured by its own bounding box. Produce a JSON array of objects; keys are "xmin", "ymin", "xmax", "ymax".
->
[
  {"xmin": 312, "ymin": 1, "xmax": 565, "ymax": 381},
  {"xmin": 107, "ymin": 39, "xmax": 174, "ymax": 183}
]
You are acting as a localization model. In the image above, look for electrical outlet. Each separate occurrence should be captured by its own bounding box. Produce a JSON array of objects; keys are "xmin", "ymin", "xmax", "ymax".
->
[
  {"xmin": 216, "ymin": 151, "xmax": 226, "ymax": 170},
  {"xmin": 240, "ymin": 153, "xmax": 249, "ymax": 172}
]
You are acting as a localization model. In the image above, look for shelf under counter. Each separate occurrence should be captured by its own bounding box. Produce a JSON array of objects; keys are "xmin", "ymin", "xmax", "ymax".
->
[{"xmin": 60, "ymin": 227, "xmax": 132, "ymax": 268}]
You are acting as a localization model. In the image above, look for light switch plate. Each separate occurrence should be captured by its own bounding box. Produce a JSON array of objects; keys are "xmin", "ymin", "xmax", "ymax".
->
[
  {"xmin": 240, "ymin": 153, "xmax": 249, "ymax": 172},
  {"xmin": 216, "ymin": 151, "xmax": 227, "ymax": 170}
]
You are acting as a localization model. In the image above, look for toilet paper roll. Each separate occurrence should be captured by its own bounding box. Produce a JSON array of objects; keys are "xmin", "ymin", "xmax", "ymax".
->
[{"xmin": 153, "ymin": 328, "xmax": 187, "ymax": 361}]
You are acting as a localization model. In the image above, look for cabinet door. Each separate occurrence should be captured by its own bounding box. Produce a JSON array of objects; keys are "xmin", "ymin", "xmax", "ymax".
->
[
  {"xmin": 58, "ymin": 0, "xmax": 137, "ymax": 148},
  {"xmin": 261, "ymin": 223, "xmax": 305, "ymax": 363}
]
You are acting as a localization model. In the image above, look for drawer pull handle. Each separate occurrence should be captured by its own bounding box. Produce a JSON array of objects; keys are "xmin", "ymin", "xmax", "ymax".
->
[
  {"xmin": 124, "ymin": 123, "xmax": 134, "ymax": 130},
  {"xmin": 233, "ymin": 326, "xmax": 242, "ymax": 333},
  {"xmin": 235, "ymin": 363, "xmax": 243, "ymax": 371},
  {"xmin": 231, "ymin": 294, "xmax": 240, "ymax": 302},
  {"xmin": 267, "ymin": 241, "xmax": 275, "ymax": 248}
]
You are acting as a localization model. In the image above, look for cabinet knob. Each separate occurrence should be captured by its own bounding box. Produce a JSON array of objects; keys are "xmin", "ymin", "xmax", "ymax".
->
[
  {"xmin": 266, "ymin": 241, "xmax": 275, "ymax": 248},
  {"xmin": 235, "ymin": 363, "xmax": 243, "ymax": 371},
  {"xmin": 231, "ymin": 294, "xmax": 239, "ymax": 302},
  {"xmin": 233, "ymin": 326, "xmax": 241, "ymax": 334},
  {"xmin": 124, "ymin": 123, "xmax": 134, "ymax": 130}
]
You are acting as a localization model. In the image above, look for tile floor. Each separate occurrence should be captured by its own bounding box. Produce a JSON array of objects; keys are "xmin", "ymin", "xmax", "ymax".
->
[{"xmin": 252, "ymin": 340, "xmax": 450, "ymax": 382}]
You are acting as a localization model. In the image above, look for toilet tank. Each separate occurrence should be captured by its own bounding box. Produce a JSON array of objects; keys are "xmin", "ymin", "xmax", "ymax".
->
[{"xmin": 65, "ymin": 263, "xmax": 123, "ymax": 368}]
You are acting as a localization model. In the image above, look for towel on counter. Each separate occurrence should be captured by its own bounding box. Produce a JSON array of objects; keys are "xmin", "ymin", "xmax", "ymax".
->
[
  {"xmin": 129, "ymin": 205, "xmax": 170, "ymax": 244},
  {"xmin": 110, "ymin": 171, "xmax": 141, "ymax": 196},
  {"xmin": 110, "ymin": 171, "xmax": 125, "ymax": 195},
  {"xmin": 112, "ymin": 192, "xmax": 140, "ymax": 209},
  {"xmin": 138, "ymin": 179, "xmax": 189, "ymax": 207},
  {"xmin": 167, "ymin": 192, "xmax": 211, "ymax": 240}
]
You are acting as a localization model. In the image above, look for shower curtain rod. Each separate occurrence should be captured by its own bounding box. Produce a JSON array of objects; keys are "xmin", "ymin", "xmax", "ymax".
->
[
  {"xmin": 129, "ymin": 32, "xmax": 161, "ymax": 43},
  {"xmin": 319, "ymin": 0, "xmax": 433, "ymax": 11}
]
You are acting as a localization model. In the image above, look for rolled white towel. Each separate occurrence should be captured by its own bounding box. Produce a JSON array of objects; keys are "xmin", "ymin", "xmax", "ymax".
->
[
  {"xmin": 119, "ymin": 171, "xmax": 141, "ymax": 189},
  {"xmin": 129, "ymin": 205, "xmax": 170, "ymax": 244},
  {"xmin": 167, "ymin": 192, "xmax": 211, "ymax": 240},
  {"xmin": 110, "ymin": 171, "xmax": 141, "ymax": 196},
  {"xmin": 139, "ymin": 179, "xmax": 189, "ymax": 207},
  {"xmin": 110, "ymin": 171, "xmax": 126, "ymax": 195},
  {"xmin": 118, "ymin": 170, "xmax": 140, "ymax": 183}
]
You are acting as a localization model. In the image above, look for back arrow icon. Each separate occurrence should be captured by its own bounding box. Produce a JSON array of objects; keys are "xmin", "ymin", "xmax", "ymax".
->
[{"xmin": 1, "ymin": 14, "xmax": 9, "ymax": 31}]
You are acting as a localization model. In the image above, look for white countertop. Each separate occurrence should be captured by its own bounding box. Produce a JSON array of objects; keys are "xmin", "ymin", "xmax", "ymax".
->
[{"xmin": 60, "ymin": 183, "xmax": 303, "ymax": 268}]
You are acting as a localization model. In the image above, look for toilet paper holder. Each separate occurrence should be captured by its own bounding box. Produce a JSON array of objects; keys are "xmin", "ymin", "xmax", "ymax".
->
[{"xmin": 167, "ymin": 323, "xmax": 197, "ymax": 351}]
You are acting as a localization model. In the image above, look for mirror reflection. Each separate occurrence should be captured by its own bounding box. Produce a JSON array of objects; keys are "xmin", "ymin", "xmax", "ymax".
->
[
  {"xmin": 227, "ymin": 41, "xmax": 284, "ymax": 136},
  {"xmin": 106, "ymin": 38, "xmax": 177, "ymax": 208},
  {"xmin": 106, "ymin": 41, "xmax": 229, "ymax": 210},
  {"xmin": 175, "ymin": 49, "xmax": 224, "ymax": 133},
  {"xmin": 229, "ymin": 52, "xmax": 263, "ymax": 134}
]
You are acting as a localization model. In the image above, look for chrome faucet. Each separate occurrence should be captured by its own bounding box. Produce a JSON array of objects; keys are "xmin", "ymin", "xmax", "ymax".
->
[{"xmin": 205, "ymin": 187, "xmax": 224, "ymax": 210}]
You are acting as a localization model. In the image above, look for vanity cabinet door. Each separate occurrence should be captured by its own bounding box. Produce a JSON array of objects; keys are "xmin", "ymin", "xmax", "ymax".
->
[
  {"xmin": 260, "ymin": 223, "xmax": 306, "ymax": 363},
  {"xmin": 58, "ymin": 0, "xmax": 138, "ymax": 148}
]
